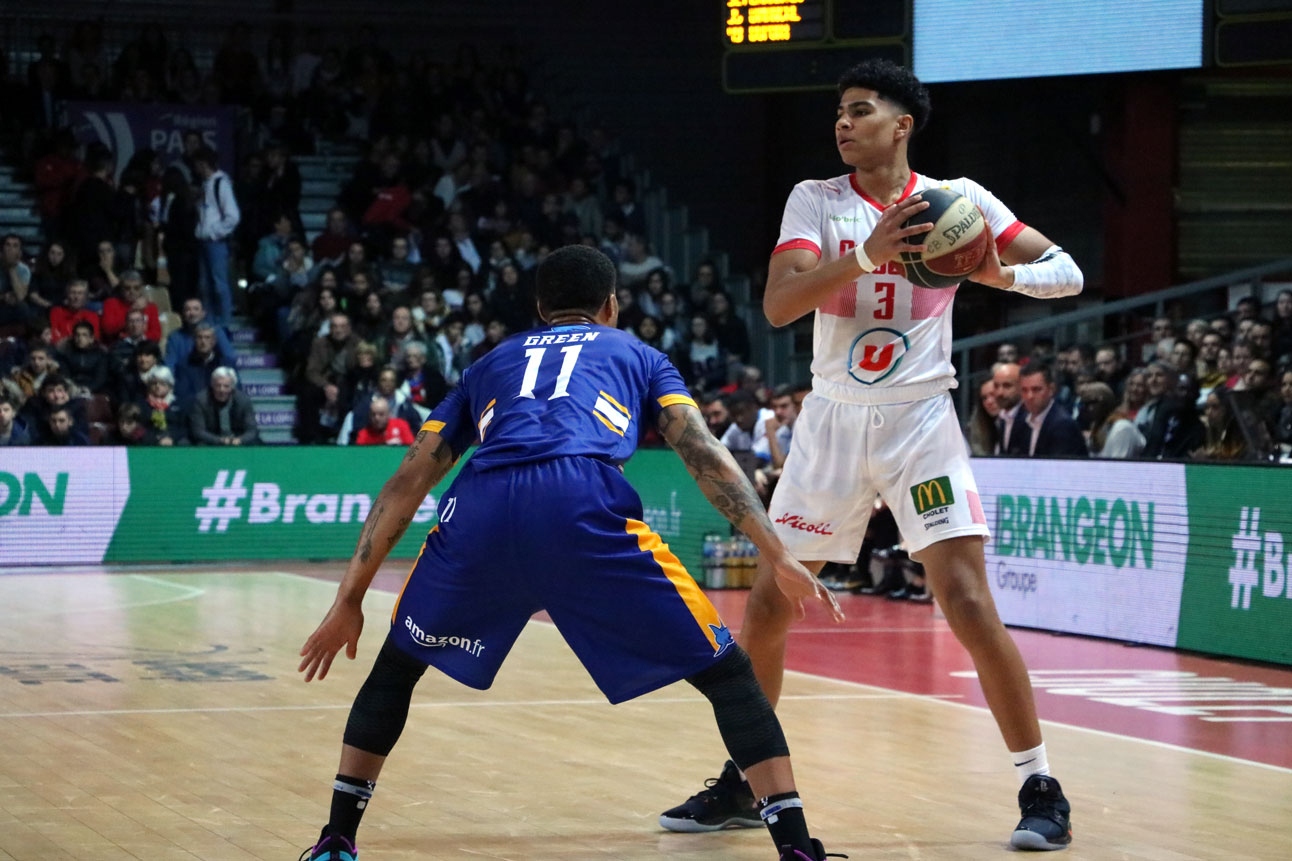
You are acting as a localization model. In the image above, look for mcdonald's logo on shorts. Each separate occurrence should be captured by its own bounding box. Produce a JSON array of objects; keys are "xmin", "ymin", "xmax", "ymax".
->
[{"xmin": 910, "ymin": 475, "xmax": 954, "ymax": 515}]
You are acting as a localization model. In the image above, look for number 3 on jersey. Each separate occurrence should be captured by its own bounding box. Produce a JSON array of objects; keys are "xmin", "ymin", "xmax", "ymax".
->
[
  {"xmin": 874, "ymin": 282, "xmax": 895, "ymax": 320},
  {"xmin": 839, "ymin": 240, "xmax": 895, "ymax": 320},
  {"xmin": 518, "ymin": 344, "xmax": 583, "ymax": 399}
]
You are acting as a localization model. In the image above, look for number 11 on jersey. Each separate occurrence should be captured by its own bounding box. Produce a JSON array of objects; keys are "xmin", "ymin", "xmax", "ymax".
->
[{"xmin": 518, "ymin": 344, "xmax": 584, "ymax": 399}]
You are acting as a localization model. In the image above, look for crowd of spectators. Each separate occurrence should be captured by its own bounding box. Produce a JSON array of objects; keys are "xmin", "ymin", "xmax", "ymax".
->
[
  {"xmin": 1, "ymin": 19, "xmax": 756, "ymax": 447},
  {"xmin": 3, "ymin": 20, "xmax": 1290, "ymax": 465},
  {"xmin": 965, "ymin": 291, "xmax": 1292, "ymax": 464}
]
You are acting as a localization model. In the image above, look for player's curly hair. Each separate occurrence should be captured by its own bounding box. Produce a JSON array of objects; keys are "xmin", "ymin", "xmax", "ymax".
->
[
  {"xmin": 536, "ymin": 245, "xmax": 617, "ymax": 318},
  {"xmin": 837, "ymin": 59, "xmax": 931, "ymax": 133}
]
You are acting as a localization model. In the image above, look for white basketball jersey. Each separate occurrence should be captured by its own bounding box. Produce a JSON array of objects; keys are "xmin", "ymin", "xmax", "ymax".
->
[{"xmin": 775, "ymin": 171, "xmax": 1024, "ymax": 404}]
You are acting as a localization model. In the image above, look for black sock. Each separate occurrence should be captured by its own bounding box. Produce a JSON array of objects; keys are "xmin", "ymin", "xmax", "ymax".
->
[
  {"xmin": 328, "ymin": 774, "xmax": 375, "ymax": 843},
  {"xmin": 759, "ymin": 791, "xmax": 814, "ymax": 857}
]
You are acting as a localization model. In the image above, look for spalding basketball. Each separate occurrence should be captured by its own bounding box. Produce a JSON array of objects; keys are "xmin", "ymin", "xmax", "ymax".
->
[{"xmin": 900, "ymin": 187, "xmax": 990, "ymax": 289}]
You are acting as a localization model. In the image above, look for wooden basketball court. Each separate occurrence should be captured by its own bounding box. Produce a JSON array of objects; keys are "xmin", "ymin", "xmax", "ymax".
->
[{"xmin": 0, "ymin": 564, "xmax": 1288, "ymax": 860}]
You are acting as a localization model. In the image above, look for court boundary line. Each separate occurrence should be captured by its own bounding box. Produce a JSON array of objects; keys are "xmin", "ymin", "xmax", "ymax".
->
[
  {"xmin": 10, "ymin": 568, "xmax": 1285, "ymax": 776},
  {"xmin": 268, "ymin": 569, "xmax": 1292, "ymax": 776}
]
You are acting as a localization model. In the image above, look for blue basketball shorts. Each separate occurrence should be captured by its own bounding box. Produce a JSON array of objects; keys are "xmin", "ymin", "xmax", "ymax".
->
[{"xmin": 387, "ymin": 456, "xmax": 733, "ymax": 704}]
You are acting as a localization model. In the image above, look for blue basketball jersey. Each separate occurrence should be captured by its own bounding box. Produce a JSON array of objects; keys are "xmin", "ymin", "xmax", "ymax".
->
[{"xmin": 422, "ymin": 324, "xmax": 695, "ymax": 468}]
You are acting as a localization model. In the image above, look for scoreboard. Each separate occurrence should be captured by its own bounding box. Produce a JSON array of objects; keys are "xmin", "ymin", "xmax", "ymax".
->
[
  {"xmin": 722, "ymin": 0, "xmax": 1291, "ymax": 92},
  {"xmin": 721, "ymin": 0, "xmax": 907, "ymax": 92},
  {"xmin": 722, "ymin": 1, "xmax": 826, "ymax": 46}
]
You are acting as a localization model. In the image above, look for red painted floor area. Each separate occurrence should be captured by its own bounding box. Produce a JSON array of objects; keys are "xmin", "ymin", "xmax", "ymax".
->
[
  {"xmin": 705, "ymin": 588, "xmax": 1292, "ymax": 771},
  {"xmin": 282, "ymin": 561, "xmax": 1292, "ymax": 772}
]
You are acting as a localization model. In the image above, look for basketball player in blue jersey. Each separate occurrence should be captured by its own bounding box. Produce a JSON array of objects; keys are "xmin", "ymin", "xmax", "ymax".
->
[
  {"xmin": 661, "ymin": 60, "xmax": 1079, "ymax": 850},
  {"xmin": 296, "ymin": 245, "xmax": 846, "ymax": 861}
]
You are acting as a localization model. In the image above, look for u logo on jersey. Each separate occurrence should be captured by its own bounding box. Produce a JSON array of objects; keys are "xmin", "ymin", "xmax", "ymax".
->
[{"xmin": 848, "ymin": 327, "xmax": 909, "ymax": 384}]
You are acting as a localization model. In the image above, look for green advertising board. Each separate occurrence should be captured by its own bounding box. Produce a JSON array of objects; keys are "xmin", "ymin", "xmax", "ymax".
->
[
  {"xmin": 103, "ymin": 448, "xmax": 466, "ymax": 562},
  {"xmin": 93, "ymin": 447, "xmax": 723, "ymax": 574},
  {"xmin": 1177, "ymin": 466, "xmax": 1292, "ymax": 665},
  {"xmin": 7, "ymin": 446, "xmax": 1291, "ymax": 668}
]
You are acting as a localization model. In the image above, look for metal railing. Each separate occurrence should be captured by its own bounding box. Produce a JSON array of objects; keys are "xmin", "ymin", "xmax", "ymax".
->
[
  {"xmin": 949, "ymin": 257, "xmax": 1292, "ymax": 416},
  {"xmin": 748, "ymin": 257, "xmax": 1292, "ymax": 404}
]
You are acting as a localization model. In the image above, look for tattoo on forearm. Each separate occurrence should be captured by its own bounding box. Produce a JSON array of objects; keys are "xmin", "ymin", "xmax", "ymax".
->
[
  {"xmin": 358, "ymin": 502, "xmax": 384, "ymax": 563},
  {"xmin": 360, "ymin": 434, "xmax": 456, "ymax": 565},
  {"xmin": 404, "ymin": 430, "xmax": 428, "ymax": 462},
  {"xmin": 663, "ymin": 407, "xmax": 770, "ymax": 533},
  {"xmin": 386, "ymin": 516, "xmax": 412, "ymax": 550}
]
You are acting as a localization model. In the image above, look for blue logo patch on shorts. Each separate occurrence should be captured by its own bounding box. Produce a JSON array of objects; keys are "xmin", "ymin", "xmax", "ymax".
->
[{"xmin": 709, "ymin": 623, "xmax": 734, "ymax": 656}]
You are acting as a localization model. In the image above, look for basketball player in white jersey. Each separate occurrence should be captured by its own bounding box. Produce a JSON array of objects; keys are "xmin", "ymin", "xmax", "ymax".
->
[{"xmin": 660, "ymin": 59, "xmax": 1081, "ymax": 853}]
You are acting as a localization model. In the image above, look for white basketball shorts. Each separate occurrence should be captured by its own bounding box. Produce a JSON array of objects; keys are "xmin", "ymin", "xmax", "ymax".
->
[{"xmin": 767, "ymin": 391, "xmax": 989, "ymax": 563}]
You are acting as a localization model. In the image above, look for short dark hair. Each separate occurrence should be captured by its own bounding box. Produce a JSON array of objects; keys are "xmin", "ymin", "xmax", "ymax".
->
[
  {"xmin": 41, "ymin": 373, "xmax": 69, "ymax": 392},
  {"xmin": 535, "ymin": 245, "xmax": 617, "ymax": 318},
  {"xmin": 771, "ymin": 383, "xmax": 796, "ymax": 401},
  {"xmin": 837, "ymin": 59, "xmax": 931, "ymax": 133},
  {"xmin": 726, "ymin": 388, "xmax": 757, "ymax": 411},
  {"xmin": 192, "ymin": 146, "xmax": 219, "ymax": 168},
  {"xmin": 134, "ymin": 340, "xmax": 162, "ymax": 360},
  {"xmin": 1020, "ymin": 362, "xmax": 1056, "ymax": 386}
]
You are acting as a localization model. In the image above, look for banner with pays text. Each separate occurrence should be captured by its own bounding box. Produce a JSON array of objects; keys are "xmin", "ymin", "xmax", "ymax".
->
[{"xmin": 64, "ymin": 102, "xmax": 237, "ymax": 181}]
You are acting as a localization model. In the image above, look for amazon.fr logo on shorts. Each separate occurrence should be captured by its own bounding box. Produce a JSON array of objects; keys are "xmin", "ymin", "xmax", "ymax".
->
[{"xmin": 911, "ymin": 475, "xmax": 954, "ymax": 515}]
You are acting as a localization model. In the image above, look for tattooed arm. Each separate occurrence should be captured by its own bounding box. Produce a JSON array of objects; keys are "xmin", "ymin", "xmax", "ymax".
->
[
  {"xmin": 299, "ymin": 429, "xmax": 457, "ymax": 680},
  {"xmin": 658, "ymin": 403, "xmax": 780, "ymax": 548},
  {"xmin": 657, "ymin": 403, "xmax": 843, "ymax": 620}
]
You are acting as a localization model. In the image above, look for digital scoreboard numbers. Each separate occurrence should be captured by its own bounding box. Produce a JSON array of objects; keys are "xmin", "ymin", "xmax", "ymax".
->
[
  {"xmin": 720, "ymin": 0, "xmax": 908, "ymax": 92},
  {"xmin": 723, "ymin": 0, "xmax": 826, "ymax": 46}
]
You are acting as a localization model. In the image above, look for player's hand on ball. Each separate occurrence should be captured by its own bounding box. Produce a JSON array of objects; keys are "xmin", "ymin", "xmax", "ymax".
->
[
  {"xmin": 769, "ymin": 551, "xmax": 845, "ymax": 623},
  {"xmin": 299, "ymin": 598, "xmax": 365, "ymax": 682},
  {"xmin": 969, "ymin": 221, "xmax": 1010, "ymax": 289},
  {"xmin": 864, "ymin": 194, "xmax": 932, "ymax": 266}
]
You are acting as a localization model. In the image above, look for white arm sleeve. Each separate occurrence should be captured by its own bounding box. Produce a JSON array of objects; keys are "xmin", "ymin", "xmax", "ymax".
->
[{"xmin": 1009, "ymin": 245, "xmax": 1083, "ymax": 299}]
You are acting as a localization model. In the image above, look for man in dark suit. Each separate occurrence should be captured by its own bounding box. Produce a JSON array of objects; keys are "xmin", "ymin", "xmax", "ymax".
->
[
  {"xmin": 1017, "ymin": 363, "xmax": 1088, "ymax": 458},
  {"xmin": 991, "ymin": 361, "xmax": 1029, "ymax": 456}
]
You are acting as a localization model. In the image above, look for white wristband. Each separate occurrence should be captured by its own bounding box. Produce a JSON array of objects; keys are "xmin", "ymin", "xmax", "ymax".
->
[{"xmin": 853, "ymin": 243, "xmax": 876, "ymax": 273}]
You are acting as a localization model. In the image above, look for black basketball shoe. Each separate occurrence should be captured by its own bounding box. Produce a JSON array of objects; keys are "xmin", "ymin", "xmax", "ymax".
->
[
  {"xmin": 1010, "ymin": 774, "xmax": 1073, "ymax": 850},
  {"xmin": 779, "ymin": 838, "xmax": 848, "ymax": 860},
  {"xmin": 659, "ymin": 760, "xmax": 762, "ymax": 832}
]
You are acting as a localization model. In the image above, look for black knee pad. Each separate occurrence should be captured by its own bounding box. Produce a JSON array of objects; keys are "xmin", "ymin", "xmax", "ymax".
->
[
  {"xmin": 342, "ymin": 636, "xmax": 428, "ymax": 756},
  {"xmin": 686, "ymin": 646, "xmax": 789, "ymax": 771}
]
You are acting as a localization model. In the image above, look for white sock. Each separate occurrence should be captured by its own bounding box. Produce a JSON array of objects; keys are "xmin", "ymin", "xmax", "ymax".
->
[{"xmin": 1011, "ymin": 743, "xmax": 1050, "ymax": 785}]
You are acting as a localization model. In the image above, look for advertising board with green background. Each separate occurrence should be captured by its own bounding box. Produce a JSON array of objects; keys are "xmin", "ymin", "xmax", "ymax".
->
[
  {"xmin": 1176, "ymin": 465, "xmax": 1292, "ymax": 665},
  {"xmin": 0, "ymin": 447, "xmax": 721, "ymax": 575},
  {"xmin": 104, "ymin": 448, "xmax": 463, "ymax": 562},
  {"xmin": 3, "ymin": 448, "xmax": 1289, "ymax": 667}
]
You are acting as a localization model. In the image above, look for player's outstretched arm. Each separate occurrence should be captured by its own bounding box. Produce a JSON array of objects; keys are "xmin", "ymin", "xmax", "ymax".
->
[
  {"xmin": 765, "ymin": 194, "xmax": 931, "ymax": 327},
  {"xmin": 658, "ymin": 404, "xmax": 843, "ymax": 621},
  {"xmin": 298, "ymin": 429, "xmax": 457, "ymax": 681}
]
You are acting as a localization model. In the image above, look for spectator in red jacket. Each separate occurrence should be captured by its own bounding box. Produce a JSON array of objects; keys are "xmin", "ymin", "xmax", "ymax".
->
[
  {"xmin": 353, "ymin": 394, "xmax": 415, "ymax": 446},
  {"xmin": 49, "ymin": 279, "xmax": 101, "ymax": 344},
  {"xmin": 100, "ymin": 269, "xmax": 161, "ymax": 343},
  {"xmin": 361, "ymin": 152, "xmax": 414, "ymax": 248},
  {"xmin": 311, "ymin": 207, "xmax": 355, "ymax": 268}
]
